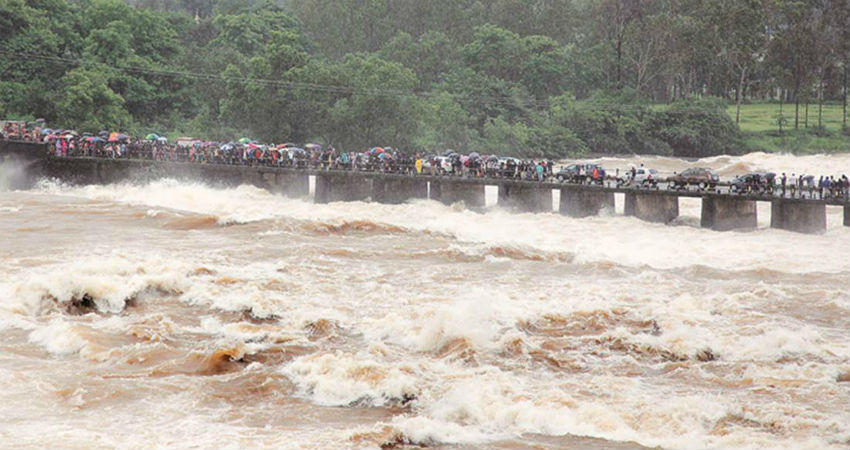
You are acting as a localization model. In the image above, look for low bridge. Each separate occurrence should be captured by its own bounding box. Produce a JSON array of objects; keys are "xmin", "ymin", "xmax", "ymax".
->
[{"xmin": 2, "ymin": 141, "xmax": 848, "ymax": 234}]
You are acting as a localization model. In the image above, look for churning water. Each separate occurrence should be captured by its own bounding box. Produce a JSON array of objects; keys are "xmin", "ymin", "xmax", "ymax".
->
[{"xmin": 0, "ymin": 153, "xmax": 848, "ymax": 449}]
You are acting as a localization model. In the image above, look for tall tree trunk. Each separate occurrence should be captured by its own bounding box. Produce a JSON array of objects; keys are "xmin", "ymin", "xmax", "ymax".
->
[
  {"xmin": 616, "ymin": 38, "xmax": 623, "ymax": 89},
  {"xmin": 818, "ymin": 79, "xmax": 824, "ymax": 129},
  {"xmin": 779, "ymin": 95, "xmax": 784, "ymax": 135},
  {"xmin": 735, "ymin": 66, "xmax": 747, "ymax": 125},
  {"xmin": 794, "ymin": 91, "xmax": 799, "ymax": 129},
  {"xmin": 805, "ymin": 101, "xmax": 808, "ymax": 128},
  {"xmin": 844, "ymin": 64, "xmax": 847, "ymax": 129}
]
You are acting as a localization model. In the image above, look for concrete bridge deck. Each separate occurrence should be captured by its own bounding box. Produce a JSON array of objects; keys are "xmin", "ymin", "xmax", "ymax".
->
[{"xmin": 2, "ymin": 142, "xmax": 848, "ymax": 234}]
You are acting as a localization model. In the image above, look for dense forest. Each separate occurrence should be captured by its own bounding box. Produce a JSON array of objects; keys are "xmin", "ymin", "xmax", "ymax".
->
[{"xmin": 2, "ymin": 0, "xmax": 850, "ymax": 157}]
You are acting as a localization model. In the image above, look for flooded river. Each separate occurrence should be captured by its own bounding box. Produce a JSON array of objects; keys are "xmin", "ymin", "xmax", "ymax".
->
[{"xmin": 0, "ymin": 152, "xmax": 848, "ymax": 449}]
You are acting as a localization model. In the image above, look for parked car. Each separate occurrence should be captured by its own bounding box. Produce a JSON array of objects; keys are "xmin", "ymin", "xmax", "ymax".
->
[
  {"xmin": 667, "ymin": 167, "xmax": 719, "ymax": 190},
  {"xmin": 730, "ymin": 172, "xmax": 775, "ymax": 194},
  {"xmin": 629, "ymin": 167, "xmax": 660, "ymax": 188},
  {"xmin": 556, "ymin": 163, "xmax": 603, "ymax": 183}
]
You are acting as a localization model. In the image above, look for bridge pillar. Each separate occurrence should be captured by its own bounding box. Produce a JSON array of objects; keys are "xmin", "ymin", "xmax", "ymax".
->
[
  {"xmin": 770, "ymin": 200, "xmax": 826, "ymax": 233},
  {"xmin": 624, "ymin": 192, "xmax": 679, "ymax": 223},
  {"xmin": 431, "ymin": 180, "xmax": 485, "ymax": 208},
  {"xmin": 498, "ymin": 183, "xmax": 552, "ymax": 213},
  {"xmin": 700, "ymin": 197, "xmax": 757, "ymax": 231},
  {"xmin": 844, "ymin": 205, "xmax": 849, "ymax": 227},
  {"xmin": 314, "ymin": 173, "xmax": 372, "ymax": 204},
  {"xmin": 559, "ymin": 188, "xmax": 614, "ymax": 218},
  {"xmin": 372, "ymin": 177, "xmax": 428, "ymax": 204}
]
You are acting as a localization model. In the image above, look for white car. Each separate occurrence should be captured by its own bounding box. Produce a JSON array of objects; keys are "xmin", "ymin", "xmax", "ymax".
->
[{"xmin": 630, "ymin": 167, "xmax": 660, "ymax": 188}]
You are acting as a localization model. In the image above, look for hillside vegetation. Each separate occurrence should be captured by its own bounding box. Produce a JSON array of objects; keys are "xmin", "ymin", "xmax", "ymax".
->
[{"xmin": 3, "ymin": 0, "xmax": 850, "ymax": 157}]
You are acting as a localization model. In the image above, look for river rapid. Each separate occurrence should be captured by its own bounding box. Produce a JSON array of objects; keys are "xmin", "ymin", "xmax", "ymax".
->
[{"xmin": 0, "ymin": 152, "xmax": 849, "ymax": 449}]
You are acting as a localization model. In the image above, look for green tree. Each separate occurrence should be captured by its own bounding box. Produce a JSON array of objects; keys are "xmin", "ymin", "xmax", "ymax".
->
[
  {"xmin": 57, "ymin": 67, "xmax": 130, "ymax": 131},
  {"xmin": 324, "ymin": 54, "xmax": 421, "ymax": 150}
]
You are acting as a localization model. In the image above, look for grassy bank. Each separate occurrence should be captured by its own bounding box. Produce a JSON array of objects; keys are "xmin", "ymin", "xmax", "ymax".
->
[{"xmin": 726, "ymin": 102, "xmax": 850, "ymax": 153}]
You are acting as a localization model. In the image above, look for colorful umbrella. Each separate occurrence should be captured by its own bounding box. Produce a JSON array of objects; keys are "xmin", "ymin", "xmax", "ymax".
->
[
  {"xmin": 145, "ymin": 133, "xmax": 159, "ymax": 140},
  {"xmin": 238, "ymin": 138, "xmax": 253, "ymax": 144}
]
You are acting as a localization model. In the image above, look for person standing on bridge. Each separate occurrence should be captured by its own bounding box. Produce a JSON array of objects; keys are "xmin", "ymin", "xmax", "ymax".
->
[
  {"xmin": 789, "ymin": 174, "xmax": 796, "ymax": 198},
  {"xmin": 781, "ymin": 173, "xmax": 787, "ymax": 197}
]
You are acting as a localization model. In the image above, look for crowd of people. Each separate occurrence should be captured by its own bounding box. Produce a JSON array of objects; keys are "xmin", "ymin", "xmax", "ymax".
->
[
  {"xmin": 2, "ymin": 120, "xmax": 849, "ymax": 200},
  {"xmin": 1, "ymin": 121, "xmax": 558, "ymax": 181},
  {"xmin": 773, "ymin": 173, "xmax": 850, "ymax": 200}
]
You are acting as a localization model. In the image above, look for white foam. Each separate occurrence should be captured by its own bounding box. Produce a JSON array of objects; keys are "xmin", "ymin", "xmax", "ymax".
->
[
  {"xmin": 3, "ymin": 253, "xmax": 191, "ymax": 316},
  {"xmin": 282, "ymin": 351, "xmax": 419, "ymax": 407},
  {"xmin": 28, "ymin": 319, "xmax": 87, "ymax": 355}
]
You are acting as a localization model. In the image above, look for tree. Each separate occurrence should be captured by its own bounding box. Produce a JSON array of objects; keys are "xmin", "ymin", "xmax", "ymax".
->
[
  {"xmin": 379, "ymin": 31, "xmax": 458, "ymax": 89},
  {"xmin": 56, "ymin": 67, "xmax": 130, "ymax": 131},
  {"xmin": 703, "ymin": 0, "xmax": 770, "ymax": 125},
  {"xmin": 324, "ymin": 54, "xmax": 421, "ymax": 150},
  {"xmin": 593, "ymin": 0, "xmax": 647, "ymax": 89},
  {"xmin": 415, "ymin": 92, "xmax": 475, "ymax": 151}
]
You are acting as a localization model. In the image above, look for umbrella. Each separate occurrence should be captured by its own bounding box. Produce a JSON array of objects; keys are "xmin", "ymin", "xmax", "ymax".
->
[
  {"xmin": 117, "ymin": 134, "xmax": 129, "ymax": 141},
  {"xmin": 145, "ymin": 133, "xmax": 159, "ymax": 140},
  {"xmin": 40, "ymin": 128, "xmax": 52, "ymax": 135},
  {"xmin": 82, "ymin": 132, "xmax": 93, "ymax": 137},
  {"xmin": 98, "ymin": 130, "xmax": 109, "ymax": 137},
  {"xmin": 156, "ymin": 137, "xmax": 168, "ymax": 143},
  {"xmin": 108, "ymin": 132, "xmax": 120, "ymax": 142},
  {"xmin": 444, "ymin": 149, "xmax": 456, "ymax": 156},
  {"xmin": 63, "ymin": 134, "xmax": 74, "ymax": 139},
  {"xmin": 86, "ymin": 136, "xmax": 104, "ymax": 143},
  {"xmin": 378, "ymin": 152, "xmax": 391, "ymax": 160},
  {"xmin": 238, "ymin": 138, "xmax": 253, "ymax": 144},
  {"xmin": 469, "ymin": 152, "xmax": 481, "ymax": 160},
  {"xmin": 221, "ymin": 144, "xmax": 234, "ymax": 151},
  {"xmin": 305, "ymin": 143, "xmax": 322, "ymax": 150}
]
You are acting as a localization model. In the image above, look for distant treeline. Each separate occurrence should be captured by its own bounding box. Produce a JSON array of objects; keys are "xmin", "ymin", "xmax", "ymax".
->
[{"xmin": 2, "ymin": 0, "xmax": 848, "ymax": 157}]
